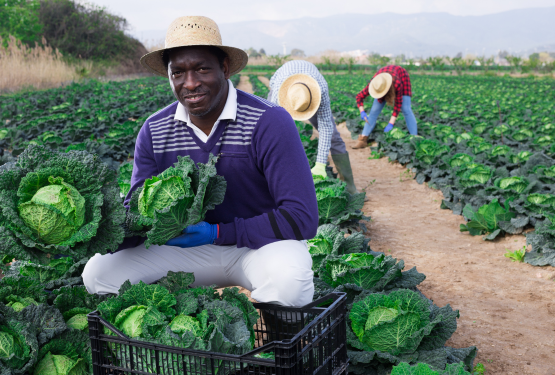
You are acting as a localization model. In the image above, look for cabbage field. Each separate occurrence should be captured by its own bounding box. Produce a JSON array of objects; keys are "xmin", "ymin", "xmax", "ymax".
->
[
  {"xmin": 8, "ymin": 72, "xmax": 552, "ymax": 374},
  {"xmin": 337, "ymin": 74, "xmax": 555, "ymax": 267}
]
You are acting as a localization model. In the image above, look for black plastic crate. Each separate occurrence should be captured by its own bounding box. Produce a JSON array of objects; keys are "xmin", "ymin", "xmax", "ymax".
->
[{"xmin": 87, "ymin": 292, "xmax": 347, "ymax": 375}]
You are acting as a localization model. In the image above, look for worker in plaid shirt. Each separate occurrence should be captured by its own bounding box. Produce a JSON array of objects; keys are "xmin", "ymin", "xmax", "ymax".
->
[
  {"xmin": 268, "ymin": 60, "xmax": 358, "ymax": 194},
  {"xmin": 352, "ymin": 65, "xmax": 418, "ymax": 149}
]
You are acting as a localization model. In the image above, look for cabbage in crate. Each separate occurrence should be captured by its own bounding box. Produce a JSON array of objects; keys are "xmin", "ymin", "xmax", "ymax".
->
[{"xmin": 125, "ymin": 154, "xmax": 226, "ymax": 247}]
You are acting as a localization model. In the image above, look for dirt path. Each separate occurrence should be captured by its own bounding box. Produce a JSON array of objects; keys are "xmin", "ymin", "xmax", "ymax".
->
[
  {"xmin": 237, "ymin": 75, "xmax": 253, "ymax": 93},
  {"xmin": 332, "ymin": 123, "xmax": 555, "ymax": 375}
]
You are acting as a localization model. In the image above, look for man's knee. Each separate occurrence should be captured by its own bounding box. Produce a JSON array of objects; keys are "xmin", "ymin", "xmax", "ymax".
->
[
  {"xmin": 82, "ymin": 254, "xmax": 104, "ymax": 294},
  {"xmin": 82, "ymin": 253, "xmax": 120, "ymax": 295},
  {"xmin": 271, "ymin": 265, "xmax": 314, "ymax": 306},
  {"xmin": 255, "ymin": 241, "xmax": 314, "ymax": 306}
]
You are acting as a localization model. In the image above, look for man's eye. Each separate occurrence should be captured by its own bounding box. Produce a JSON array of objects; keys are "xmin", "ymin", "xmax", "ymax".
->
[{"xmin": 172, "ymin": 71, "xmax": 183, "ymax": 77}]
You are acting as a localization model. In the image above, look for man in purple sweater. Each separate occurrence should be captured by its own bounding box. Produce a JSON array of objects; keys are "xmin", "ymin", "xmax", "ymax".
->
[{"xmin": 83, "ymin": 16, "xmax": 318, "ymax": 307}]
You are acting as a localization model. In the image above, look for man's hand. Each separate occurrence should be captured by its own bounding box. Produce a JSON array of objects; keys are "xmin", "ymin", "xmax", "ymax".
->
[
  {"xmin": 384, "ymin": 123, "xmax": 394, "ymax": 132},
  {"xmin": 166, "ymin": 222, "xmax": 218, "ymax": 248},
  {"xmin": 311, "ymin": 162, "xmax": 327, "ymax": 178},
  {"xmin": 360, "ymin": 111, "xmax": 368, "ymax": 122}
]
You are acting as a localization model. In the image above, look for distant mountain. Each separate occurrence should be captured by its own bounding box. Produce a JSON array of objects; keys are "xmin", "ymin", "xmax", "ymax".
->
[{"xmin": 136, "ymin": 7, "xmax": 555, "ymax": 57}]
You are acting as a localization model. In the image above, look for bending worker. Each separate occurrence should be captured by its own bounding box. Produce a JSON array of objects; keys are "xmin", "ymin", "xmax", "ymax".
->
[
  {"xmin": 83, "ymin": 16, "xmax": 317, "ymax": 308},
  {"xmin": 352, "ymin": 64, "xmax": 417, "ymax": 149},
  {"xmin": 268, "ymin": 60, "xmax": 358, "ymax": 194}
]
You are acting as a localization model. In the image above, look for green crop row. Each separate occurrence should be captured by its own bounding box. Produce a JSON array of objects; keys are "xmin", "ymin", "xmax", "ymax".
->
[{"xmin": 248, "ymin": 75, "xmax": 270, "ymax": 99}]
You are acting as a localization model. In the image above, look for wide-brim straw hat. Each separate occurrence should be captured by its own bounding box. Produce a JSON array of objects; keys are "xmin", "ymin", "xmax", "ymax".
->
[
  {"xmin": 369, "ymin": 73, "xmax": 393, "ymax": 99},
  {"xmin": 278, "ymin": 74, "xmax": 321, "ymax": 121},
  {"xmin": 140, "ymin": 16, "xmax": 248, "ymax": 77}
]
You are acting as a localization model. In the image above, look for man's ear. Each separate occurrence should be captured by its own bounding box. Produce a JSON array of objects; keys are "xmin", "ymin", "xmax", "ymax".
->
[{"xmin": 223, "ymin": 56, "xmax": 231, "ymax": 80}]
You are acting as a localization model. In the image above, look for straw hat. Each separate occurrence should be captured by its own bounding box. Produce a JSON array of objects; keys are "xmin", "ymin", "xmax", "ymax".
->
[
  {"xmin": 369, "ymin": 73, "xmax": 393, "ymax": 99},
  {"xmin": 140, "ymin": 16, "xmax": 248, "ymax": 77},
  {"xmin": 278, "ymin": 74, "xmax": 321, "ymax": 121}
]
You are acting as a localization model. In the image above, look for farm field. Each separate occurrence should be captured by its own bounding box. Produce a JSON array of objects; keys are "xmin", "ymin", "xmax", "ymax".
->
[
  {"xmin": 333, "ymin": 74, "xmax": 555, "ymax": 267},
  {"xmin": 245, "ymin": 76, "xmax": 555, "ymax": 375},
  {"xmin": 336, "ymin": 123, "xmax": 555, "ymax": 375},
  {"xmin": 0, "ymin": 72, "xmax": 553, "ymax": 375}
]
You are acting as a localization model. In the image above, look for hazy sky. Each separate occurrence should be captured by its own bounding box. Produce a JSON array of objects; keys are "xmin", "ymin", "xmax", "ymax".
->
[{"xmin": 87, "ymin": 0, "xmax": 555, "ymax": 34}]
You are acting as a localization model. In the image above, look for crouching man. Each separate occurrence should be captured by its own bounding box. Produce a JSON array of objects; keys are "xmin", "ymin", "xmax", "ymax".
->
[{"xmin": 83, "ymin": 16, "xmax": 318, "ymax": 308}]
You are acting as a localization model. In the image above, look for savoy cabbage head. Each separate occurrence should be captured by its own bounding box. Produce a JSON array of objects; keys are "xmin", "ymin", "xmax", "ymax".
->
[
  {"xmin": 490, "ymin": 145, "xmax": 511, "ymax": 157},
  {"xmin": 494, "ymin": 177, "xmax": 529, "ymax": 194},
  {"xmin": 460, "ymin": 199, "xmax": 516, "ymax": 240},
  {"xmin": 347, "ymin": 289, "xmax": 476, "ymax": 373},
  {"xmin": 307, "ymin": 224, "xmax": 366, "ymax": 273},
  {"xmin": 349, "ymin": 289, "xmax": 434, "ymax": 355},
  {"xmin": 414, "ymin": 139, "xmax": 449, "ymax": 165},
  {"xmin": 32, "ymin": 329, "xmax": 92, "ymax": 375},
  {"xmin": 448, "ymin": 154, "xmax": 473, "ymax": 168},
  {"xmin": 391, "ymin": 361, "xmax": 471, "ymax": 375},
  {"xmin": 125, "ymin": 154, "xmax": 226, "ymax": 248},
  {"xmin": 524, "ymin": 194, "xmax": 555, "ymax": 216},
  {"xmin": 0, "ymin": 303, "xmax": 67, "ymax": 374},
  {"xmin": 320, "ymin": 253, "xmax": 403, "ymax": 291},
  {"xmin": 314, "ymin": 179, "xmax": 368, "ymax": 231},
  {"xmin": 0, "ymin": 145, "xmax": 126, "ymax": 265},
  {"xmin": 455, "ymin": 164, "xmax": 492, "ymax": 188}
]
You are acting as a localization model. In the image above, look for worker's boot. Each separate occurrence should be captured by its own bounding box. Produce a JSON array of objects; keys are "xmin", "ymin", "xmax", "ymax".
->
[
  {"xmin": 332, "ymin": 153, "xmax": 358, "ymax": 194},
  {"xmin": 351, "ymin": 135, "xmax": 368, "ymax": 149}
]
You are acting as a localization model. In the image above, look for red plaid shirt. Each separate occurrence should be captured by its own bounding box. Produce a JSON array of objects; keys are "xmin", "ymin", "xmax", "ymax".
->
[{"xmin": 356, "ymin": 65, "xmax": 412, "ymax": 117}]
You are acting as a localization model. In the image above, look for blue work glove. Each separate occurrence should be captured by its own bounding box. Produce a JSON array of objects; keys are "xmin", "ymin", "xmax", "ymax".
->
[
  {"xmin": 384, "ymin": 123, "xmax": 394, "ymax": 133},
  {"xmin": 165, "ymin": 221, "xmax": 218, "ymax": 248},
  {"xmin": 360, "ymin": 111, "xmax": 368, "ymax": 122}
]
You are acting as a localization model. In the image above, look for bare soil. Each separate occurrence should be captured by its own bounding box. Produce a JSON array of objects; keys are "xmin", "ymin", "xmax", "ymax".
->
[
  {"xmin": 257, "ymin": 76, "xmax": 271, "ymax": 87},
  {"xmin": 237, "ymin": 75, "xmax": 253, "ymax": 93},
  {"xmin": 332, "ymin": 123, "xmax": 555, "ymax": 375}
]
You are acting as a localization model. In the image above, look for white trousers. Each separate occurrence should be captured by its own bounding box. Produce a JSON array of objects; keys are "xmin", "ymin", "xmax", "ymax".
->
[{"xmin": 82, "ymin": 240, "xmax": 314, "ymax": 307}]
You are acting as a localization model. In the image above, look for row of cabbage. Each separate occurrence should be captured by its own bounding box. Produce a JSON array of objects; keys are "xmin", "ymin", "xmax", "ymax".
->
[
  {"xmin": 327, "ymin": 73, "xmax": 555, "ymax": 267},
  {"xmin": 372, "ymin": 118, "xmax": 555, "ymax": 266}
]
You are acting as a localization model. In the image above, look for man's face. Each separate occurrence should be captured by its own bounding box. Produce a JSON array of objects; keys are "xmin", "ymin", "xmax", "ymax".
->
[{"xmin": 167, "ymin": 46, "xmax": 230, "ymax": 117}]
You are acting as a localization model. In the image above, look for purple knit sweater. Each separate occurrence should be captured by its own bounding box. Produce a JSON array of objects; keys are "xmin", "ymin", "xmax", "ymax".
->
[{"xmin": 124, "ymin": 90, "xmax": 318, "ymax": 249}]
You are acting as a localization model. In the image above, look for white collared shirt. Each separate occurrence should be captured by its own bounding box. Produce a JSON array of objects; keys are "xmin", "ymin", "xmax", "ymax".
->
[{"xmin": 174, "ymin": 79, "xmax": 237, "ymax": 143}]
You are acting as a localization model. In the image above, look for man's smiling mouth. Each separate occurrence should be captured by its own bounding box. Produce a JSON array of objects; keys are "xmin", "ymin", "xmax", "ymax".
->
[{"xmin": 184, "ymin": 93, "xmax": 207, "ymax": 103}]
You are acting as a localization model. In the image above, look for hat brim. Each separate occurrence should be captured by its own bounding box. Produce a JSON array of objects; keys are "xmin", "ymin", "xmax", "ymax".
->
[
  {"xmin": 277, "ymin": 74, "xmax": 321, "ymax": 121},
  {"xmin": 140, "ymin": 45, "xmax": 249, "ymax": 77},
  {"xmin": 369, "ymin": 73, "xmax": 393, "ymax": 99}
]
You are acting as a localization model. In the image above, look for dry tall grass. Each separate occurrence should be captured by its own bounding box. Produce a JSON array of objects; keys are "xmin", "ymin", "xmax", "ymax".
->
[{"xmin": 0, "ymin": 36, "xmax": 87, "ymax": 93}]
